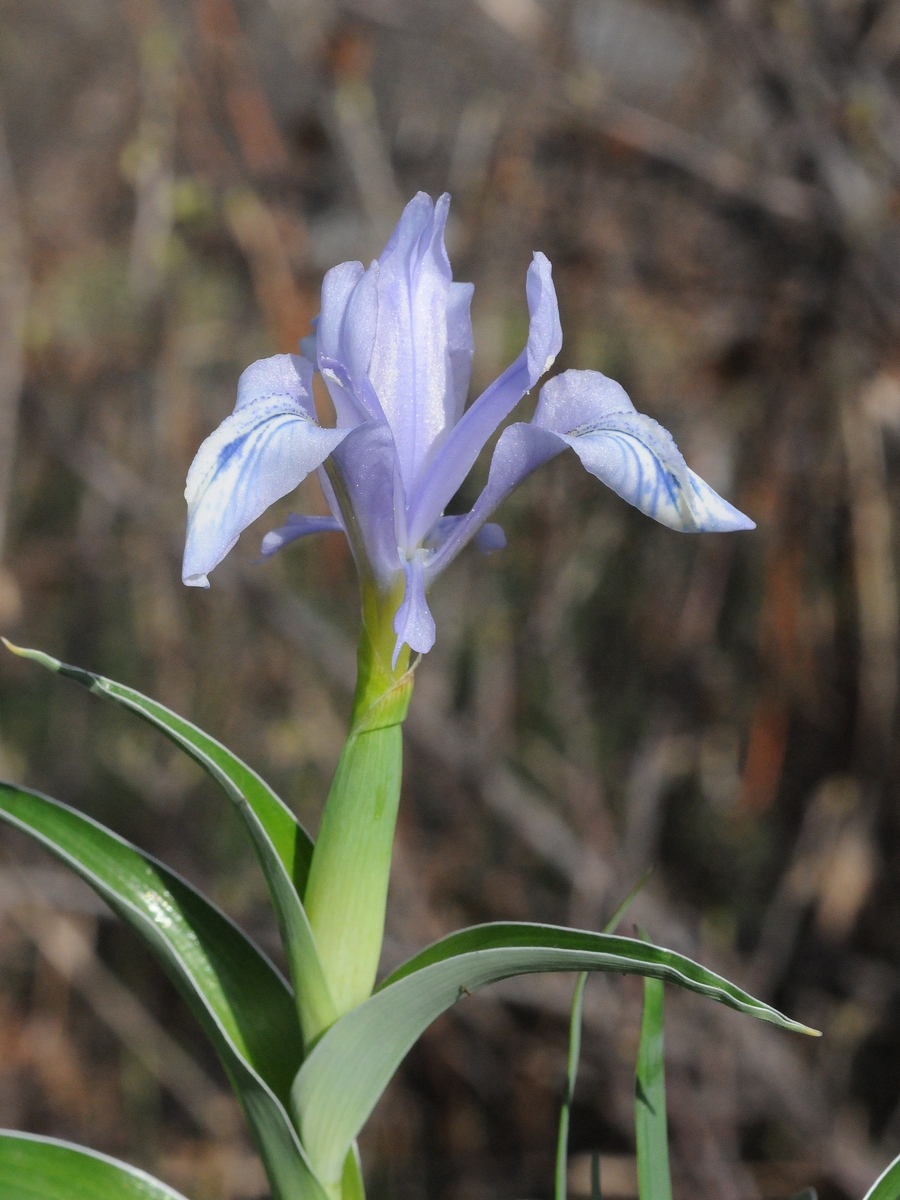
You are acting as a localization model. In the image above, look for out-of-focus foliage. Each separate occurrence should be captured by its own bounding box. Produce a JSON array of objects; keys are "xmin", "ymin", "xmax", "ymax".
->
[{"xmin": 1, "ymin": 0, "xmax": 900, "ymax": 1197}]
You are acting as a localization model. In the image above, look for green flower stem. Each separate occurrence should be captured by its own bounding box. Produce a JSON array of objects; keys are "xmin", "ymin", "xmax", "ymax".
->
[{"xmin": 303, "ymin": 578, "xmax": 414, "ymax": 1030}]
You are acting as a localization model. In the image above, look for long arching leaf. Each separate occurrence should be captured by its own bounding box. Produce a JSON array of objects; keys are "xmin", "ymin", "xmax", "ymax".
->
[
  {"xmin": 293, "ymin": 922, "xmax": 818, "ymax": 1187},
  {"xmin": 863, "ymin": 1150, "xmax": 900, "ymax": 1200},
  {"xmin": 0, "ymin": 1130, "xmax": 190, "ymax": 1200},
  {"xmin": 3, "ymin": 644, "xmax": 335, "ymax": 1044},
  {"xmin": 0, "ymin": 783, "xmax": 327, "ymax": 1200}
]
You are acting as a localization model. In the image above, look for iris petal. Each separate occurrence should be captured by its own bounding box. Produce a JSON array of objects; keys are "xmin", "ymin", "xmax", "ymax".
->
[
  {"xmin": 425, "ymin": 516, "xmax": 506, "ymax": 554},
  {"xmin": 446, "ymin": 281, "xmax": 475, "ymax": 421},
  {"xmin": 260, "ymin": 514, "xmax": 343, "ymax": 559},
  {"xmin": 327, "ymin": 422, "xmax": 405, "ymax": 588},
  {"xmin": 318, "ymin": 261, "xmax": 373, "ymax": 426},
  {"xmin": 393, "ymin": 554, "xmax": 436, "ymax": 665},
  {"xmin": 407, "ymin": 251, "xmax": 562, "ymax": 548},
  {"xmin": 425, "ymin": 423, "xmax": 563, "ymax": 580},
  {"xmin": 368, "ymin": 193, "xmax": 457, "ymax": 489},
  {"xmin": 183, "ymin": 356, "xmax": 348, "ymax": 586},
  {"xmin": 535, "ymin": 370, "xmax": 755, "ymax": 533}
]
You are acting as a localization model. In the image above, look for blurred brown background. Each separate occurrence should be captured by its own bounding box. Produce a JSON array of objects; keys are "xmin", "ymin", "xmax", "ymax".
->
[{"xmin": 1, "ymin": 0, "xmax": 900, "ymax": 1196}]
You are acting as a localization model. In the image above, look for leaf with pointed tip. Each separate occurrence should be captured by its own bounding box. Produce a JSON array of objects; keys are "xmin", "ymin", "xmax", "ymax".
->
[
  {"xmin": 3, "ymin": 643, "xmax": 335, "ymax": 1044},
  {"xmin": 0, "ymin": 783, "xmax": 327, "ymax": 1200},
  {"xmin": 0, "ymin": 1130, "xmax": 190, "ymax": 1200},
  {"xmin": 864, "ymin": 1152, "xmax": 900, "ymax": 1200},
  {"xmin": 293, "ymin": 922, "xmax": 818, "ymax": 1187}
]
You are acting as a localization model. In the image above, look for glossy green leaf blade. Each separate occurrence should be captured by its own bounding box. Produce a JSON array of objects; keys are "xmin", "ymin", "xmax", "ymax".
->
[
  {"xmin": 863, "ymin": 1151, "xmax": 900, "ymax": 1200},
  {"xmin": 0, "ymin": 783, "xmax": 327, "ymax": 1200},
  {"xmin": 0, "ymin": 1130, "xmax": 190, "ymax": 1200},
  {"xmin": 635, "ymin": 971, "xmax": 671, "ymax": 1200},
  {"xmin": 4, "ymin": 644, "xmax": 336, "ymax": 1043},
  {"xmin": 5, "ymin": 642, "xmax": 313, "ymax": 890},
  {"xmin": 294, "ymin": 922, "xmax": 818, "ymax": 1185}
]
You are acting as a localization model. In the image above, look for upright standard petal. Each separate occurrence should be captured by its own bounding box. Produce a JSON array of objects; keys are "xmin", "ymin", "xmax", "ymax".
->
[
  {"xmin": 367, "ymin": 193, "xmax": 458, "ymax": 490},
  {"xmin": 533, "ymin": 370, "xmax": 756, "ymax": 533},
  {"xmin": 407, "ymin": 251, "xmax": 562, "ymax": 548},
  {"xmin": 317, "ymin": 261, "xmax": 377, "ymax": 426},
  {"xmin": 183, "ymin": 355, "xmax": 349, "ymax": 586}
]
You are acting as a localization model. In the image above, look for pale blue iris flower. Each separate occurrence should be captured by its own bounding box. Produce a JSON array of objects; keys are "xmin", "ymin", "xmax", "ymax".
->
[{"xmin": 183, "ymin": 192, "xmax": 754, "ymax": 660}]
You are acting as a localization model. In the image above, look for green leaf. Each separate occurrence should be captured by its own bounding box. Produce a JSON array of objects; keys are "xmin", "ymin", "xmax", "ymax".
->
[
  {"xmin": 635, "ymin": 938, "xmax": 671, "ymax": 1200},
  {"xmin": 341, "ymin": 1146, "xmax": 367, "ymax": 1200},
  {"xmin": 293, "ymin": 921, "xmax": 818, "ymax": 1186},
  {"xmin": 864, "ymin": 1151, "xmax": 900, "ymax": 1200},
  {"xmin": 0, "ymin": 1130, "xmax": 190, "ymax": 1200},
  {"xmin": 3, "ymin": 643, "xmax": 335, "ymax": 1045},
  {"xmin": 0, "ymin": 783, "xmax": 327, "ymax": 1200}
]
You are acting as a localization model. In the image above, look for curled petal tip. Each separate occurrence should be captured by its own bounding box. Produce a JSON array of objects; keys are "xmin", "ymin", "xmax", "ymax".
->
[
  {"xmin": 684, "ymin": 469, "xmax": 755, "ymax": 533},
  {"xmin": 475, "ymin": 522, "xmax": 507, "ymax": 553},
  {"xmin": 525, "ymin": 253, "xmax": 563, "ymax": 385}
]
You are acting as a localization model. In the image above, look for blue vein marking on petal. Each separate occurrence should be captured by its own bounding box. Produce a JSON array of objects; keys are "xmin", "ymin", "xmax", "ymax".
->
[{"xmin": 216, "ymin": 432, "xmax": 250, "ymax": 471}]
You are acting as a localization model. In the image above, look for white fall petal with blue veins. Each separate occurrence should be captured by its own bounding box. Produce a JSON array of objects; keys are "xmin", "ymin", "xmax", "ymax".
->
[
  {"xmin": 533, "ymin": 370, "xmax": 755, "ymax": 534},
  {"xmin": 183, "ymin": 354, "xmax": 348, "ymax": 587}
]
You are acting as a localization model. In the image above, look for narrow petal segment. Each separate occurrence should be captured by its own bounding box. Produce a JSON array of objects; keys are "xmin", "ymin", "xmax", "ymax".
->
[
  {"xmin": 407, "ymin": 251, "xmax": 562, "ymax": 547},
  {"xmin": 393, "ymin": 554, "xmax": 436, "ymax": 665},
  {"xmin": 260, "ymin": 514, "xmax": 343, "ymax": 559},
  {"xmin": 425, "ymin": 515, "xmax": 506, "ymax": 554},
  {"xmin": 534, "ymin": 370, "xmax": 755, "ymax": 533},
  {"xmin": 183, "ymin": 355, "xmax": 348, "ymax": 587},
  {"xmin": 425, "ymin": 423, "xmax": 563, "ymax": 580}
]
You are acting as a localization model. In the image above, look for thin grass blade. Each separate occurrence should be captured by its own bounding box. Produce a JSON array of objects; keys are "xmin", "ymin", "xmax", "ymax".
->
[
  {"xmin": 635, "ymin": 935, "xmax": 671, "ymax": 1200},
  {"xmin": 554, "ymin": 874, "xmax": 651, "ymax": 1200},
  {"xmin": 555, "ymin": 971, "xmax": 587, "ymax": 1200}
]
